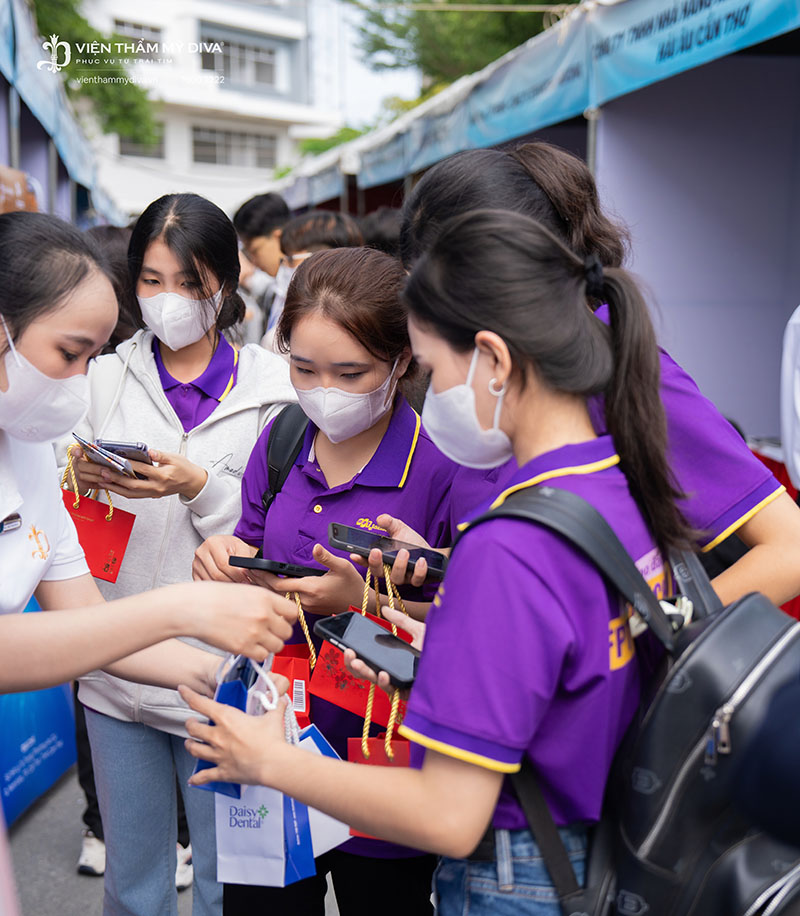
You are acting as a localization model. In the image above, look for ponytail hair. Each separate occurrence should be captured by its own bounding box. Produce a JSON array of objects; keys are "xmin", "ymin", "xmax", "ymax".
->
[
  {"xmin": 597, "ymin": 267, "xmax": 691, "ymax": 553},
  {"xmin": 403, "ymin": 209, "xmax": 691, "ymax": 555}
]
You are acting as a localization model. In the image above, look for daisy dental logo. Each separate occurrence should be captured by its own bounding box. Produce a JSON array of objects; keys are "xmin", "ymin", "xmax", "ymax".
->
[
  {"xmin": 229, "ymin": 804, "xmax": 269, "ymax": 829},
  {"xmin": 37, "ymin": 35, "xmax": 71, "ymax": 73}
]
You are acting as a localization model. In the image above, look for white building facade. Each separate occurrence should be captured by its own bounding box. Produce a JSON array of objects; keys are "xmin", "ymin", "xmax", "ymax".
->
[{"xmin": 83, "ymin": 0, "xmax": 340, "ymax": 217}]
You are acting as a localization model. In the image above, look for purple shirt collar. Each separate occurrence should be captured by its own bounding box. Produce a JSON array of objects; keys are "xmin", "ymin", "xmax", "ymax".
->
[
  {"xmin": 458, "ymin": 435, "xmax": 619, "ymax": 529},
  {"xmin": 502, "ymin": 435, "xmax": 618, "ymax": 493},
  {"xmin": 153, "ymin": 335, "xmax": 237, "ymax": 401},
  {"xmin": 298, "ymin": 395, "xmax": 422, "ymax": 490}
]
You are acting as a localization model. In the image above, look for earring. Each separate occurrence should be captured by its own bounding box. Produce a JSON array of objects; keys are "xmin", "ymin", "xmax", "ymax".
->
[{"xmin": 488, "ymin": 378, "xmax": 507, "ymax": 397}]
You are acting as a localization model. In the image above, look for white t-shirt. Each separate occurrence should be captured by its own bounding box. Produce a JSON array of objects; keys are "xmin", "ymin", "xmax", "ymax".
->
[{"xmin": 0, "ymin": 431, "xmax": 88, "ymax": 615}]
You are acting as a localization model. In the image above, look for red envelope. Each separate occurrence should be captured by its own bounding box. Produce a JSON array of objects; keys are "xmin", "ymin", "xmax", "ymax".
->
[
  {"xmin": 273, "ymin": 655, "xmax": 311, "ymax": 729},
  {"xmin": 347, "ymin": 736, "xmax": 411, "ymax": 838},
  {"xmin": 308, "ymin": 607, "xmax": 410, "ymax": 728},
  {"xmin": 61, "ymin": 491, "xmax": 135, "ymax": 583}
]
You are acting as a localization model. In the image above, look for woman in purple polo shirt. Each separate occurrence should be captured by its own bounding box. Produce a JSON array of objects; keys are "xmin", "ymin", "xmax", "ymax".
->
[
  {"xmin": 194, "ymin": 246, "xmax": 457, "ymax": 914},
  {"xmin": 397, "ymin": 142, "xmax": 800, "ymax": 609},
  {"xmin": 182, "ymin": 209, "xmax": 693, "ymax": 914},
  {"xmin": 57, "ymin": 193, "xmax": 296, "ymax": 916}
]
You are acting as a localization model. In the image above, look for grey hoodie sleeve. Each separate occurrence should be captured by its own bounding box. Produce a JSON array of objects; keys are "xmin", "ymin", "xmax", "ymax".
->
[{"xmin": 180, "ymin": 399, "xmax": 293, "ymax": 539}]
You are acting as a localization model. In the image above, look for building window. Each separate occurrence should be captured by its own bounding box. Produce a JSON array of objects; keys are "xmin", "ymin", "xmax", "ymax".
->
[
  {"xmin": 192, "ymin": 127, "xmax": 277, "ymax": 169},
  {"xmin": 201, "ymin": 37, "xmax": 276, "ymax": 87},
  {"xmin": 120, "ymin": 123, "xmax": 165, "ymax": 159},
  {"xmin": 113, "ymin": 20, "xmax": 162, "ymax": 59}
]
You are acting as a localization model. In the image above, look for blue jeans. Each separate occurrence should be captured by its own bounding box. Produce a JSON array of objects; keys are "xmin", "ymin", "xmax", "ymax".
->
[
  {"xmin": 434, "ymin": 825, "xmax": 587, "ymax": 916},
  {"xmin": 85, "ymin": 708, "xmax": 221, "ymax": 916}
]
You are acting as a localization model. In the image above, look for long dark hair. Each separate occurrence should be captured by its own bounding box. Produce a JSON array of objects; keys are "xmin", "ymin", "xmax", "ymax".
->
[
  {"xmin": 404, "ymin": 210, "xmax": 691, "ymax": 555},
  {"xmin": 128, "ymin": 193, "xmax": 245, "ymax": 334},
  {"xmin": 0, "ymin": 211, "xmax": 112, "ymax": 344},
  {"xmin": 400, "ymin": 142, "xmax": 629, "ymax": 276},
  {"xmin": 276, "ymin": 247, "xmax": 420, "ymax": 396}
]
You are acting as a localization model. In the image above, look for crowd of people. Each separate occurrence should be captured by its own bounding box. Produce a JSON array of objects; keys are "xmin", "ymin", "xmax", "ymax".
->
[{"xmin": 1, "ymin": 140, "xmax": 800, "ymax": 916}]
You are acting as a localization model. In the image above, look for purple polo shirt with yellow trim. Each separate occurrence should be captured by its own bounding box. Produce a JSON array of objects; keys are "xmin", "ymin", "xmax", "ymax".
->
[
  {"xmin": 448, "ymin": 306, "xmax": 783, "ymax": 544},
  {"xmin": 154, "ymin": 336, "xmax": 239, "ymax": 432},
  {"xmin": 235, "ymin": 395, "xmax": 458, "ymax": 857},
  {"xmin": 402, "ymin": 436, "xmax": 665, "ymax": 830}
]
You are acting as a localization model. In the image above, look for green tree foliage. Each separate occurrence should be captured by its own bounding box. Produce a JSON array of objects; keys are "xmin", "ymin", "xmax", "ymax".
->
[
  {"xmin": 353, "ymin": 1, "xmax": 576, "ymax": 84},
  {"xmin": 298, "ymin": 125, "xmax": 369, "ymax": 156},
  {"xmin": 32, "ymin": 0, "xmax": 158, "ymax": 143}
]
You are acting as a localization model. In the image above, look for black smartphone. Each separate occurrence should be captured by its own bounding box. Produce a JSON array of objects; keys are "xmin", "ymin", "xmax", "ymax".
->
[
  {"xmin": 228, "ymin": 556, "xmax": 327, "ymax": 577},
  {"xmin": 328, "ymin": 523, "xmax": 448, "ymax": 582},
  {"xmin": 313, "ymin": 612, "xmax": 420, "ymax": 689},
  {"xmin": 94, "ymin": 439, "xmax": 153, "ymax": 465}
]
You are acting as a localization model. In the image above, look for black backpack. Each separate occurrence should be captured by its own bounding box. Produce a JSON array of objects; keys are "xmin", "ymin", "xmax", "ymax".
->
[
  {"xmin": 260, "ymin": 403, "xmax": 309, "ymax": 515},
  {"xmin": 456, "ymin": 486, "xmax": 800, "ymax": 916}
]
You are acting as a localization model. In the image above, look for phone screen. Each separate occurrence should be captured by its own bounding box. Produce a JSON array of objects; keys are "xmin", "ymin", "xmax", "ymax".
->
[{"xmin": 314, "ymin": 612, "xmax": 420, "ymax": 688}]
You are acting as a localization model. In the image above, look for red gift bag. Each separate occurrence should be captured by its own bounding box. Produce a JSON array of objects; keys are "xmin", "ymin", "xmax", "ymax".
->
[
  {"xmin": 309, "ymin": 606, "xmax": 410, "ymax": 728},
  {"xmin": 60, "ymin": 447, "xmax": 135, "ymax": 583},
  {"xmin": 273, "ymin": 654, "xmax": 311, "ymax": 729},
  {"xmin": 60, "ymin": 489, "xmax": 135, "ymax": 584}
]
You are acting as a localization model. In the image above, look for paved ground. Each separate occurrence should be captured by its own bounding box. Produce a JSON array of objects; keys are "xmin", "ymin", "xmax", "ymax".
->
[{"xmin": 7, "ymin": 767, "xmax": 338, "ymax": 915}]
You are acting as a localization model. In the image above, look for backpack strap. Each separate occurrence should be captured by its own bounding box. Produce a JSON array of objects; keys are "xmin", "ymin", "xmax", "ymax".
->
[
  {"xmin": 261, "ymin": 403, "xmax": 309, "ymax": 515},
  {"xmin": 454, "ymin": 485, "xmax": 677, "ymax": 652},
  {"xmin": 669, "ymin": 548, "xmax": 723, "ymax": 619}
]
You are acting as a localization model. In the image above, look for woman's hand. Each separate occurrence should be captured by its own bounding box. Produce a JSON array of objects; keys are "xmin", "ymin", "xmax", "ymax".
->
[
  {"xmin": 181, "ymin": 686, "xmax": 291, "ymax": 788},
  {"xmin": 164, "ymin": 581, "xmax": 297, "ymax": 662},
  {"xmin": 245, "ymin": 544, "xmax": 367, "ymax": 615},
  {"xmin": 86, "ymin": 448, "xmax": 208, "ymax": 501},
  {"xmin": 343, "ymin": 605, "xmax": 426, "ymax": 701},
  {"xmin": 193, "ymin": 535, "xmax": 256, "ymax": 583}
]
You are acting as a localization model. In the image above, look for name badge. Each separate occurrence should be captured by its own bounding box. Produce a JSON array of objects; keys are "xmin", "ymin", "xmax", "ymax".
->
[{"xmin": 0, "ymin": 513, "xmax": 21, "ymax": 535}]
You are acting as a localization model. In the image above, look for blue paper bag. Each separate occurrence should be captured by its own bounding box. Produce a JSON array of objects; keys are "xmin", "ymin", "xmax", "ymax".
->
[{"xmin": 192, "ymin": 655, "xmax": 253, "ymax": 799}]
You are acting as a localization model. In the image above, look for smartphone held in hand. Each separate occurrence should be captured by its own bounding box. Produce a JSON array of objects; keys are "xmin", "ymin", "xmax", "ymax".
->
[
  {"xmin": 328, "ymin": 523, "xmax": 447, "ymax": 582},
  {"xmin": 313, "ymin": 612, "xmax": 420, "ymax": 689}
]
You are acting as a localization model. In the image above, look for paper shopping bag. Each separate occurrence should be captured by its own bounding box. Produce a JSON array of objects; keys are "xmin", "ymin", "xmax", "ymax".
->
[
  {"xmin": 299, "ymin": 725, "xmax": 351, "ymax": 856},
  {"xmin": 347, "ymin": 737, "xmax": 410, "ymax": 839},
  {"xmin": 215, "ymin": 725, "xmax": 349, "ymax": 886},
  {"xmin": 193, "ymin": 655, "xmax": 254, "ymax": 799},
  {"xmin": 309, "ymin": 608, "xmax": 410, "ymax": 728},
  {"xmin": 215, "ymin": 781, "xmax": 315, "ymax": 887},
  {"xmin": 61, "ymin": 490, "xmax": 134, "ymax": 583}
]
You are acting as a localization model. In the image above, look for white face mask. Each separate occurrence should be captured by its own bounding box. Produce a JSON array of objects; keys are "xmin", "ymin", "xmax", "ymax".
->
[
  {"xmin": 137, "ymin": 288, "xmax": 223, "ymax": 351},
  {"xmin": 295, "ymin": 359, "xmax": 399, "ymax": 444},
  {"xmin": 0, "ymin": 316, "xmax": 90, "ymax": 443},
  {"xmin": 421, "ymin": 347, "xmax": 514, "ymax": 469}
]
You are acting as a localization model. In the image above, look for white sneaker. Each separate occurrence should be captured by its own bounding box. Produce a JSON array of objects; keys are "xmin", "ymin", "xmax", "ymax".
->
[
  {"xmin": 77, "ymin": 829, "xmax": 106, "ymax": 876},
  {"xmin": 176, "ymin": 842, "xmax": 193, "ymax": 892}
]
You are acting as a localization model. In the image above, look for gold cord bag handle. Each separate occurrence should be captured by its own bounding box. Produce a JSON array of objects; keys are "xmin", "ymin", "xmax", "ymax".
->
[
  {"xmin": 360, "ymin": 564, "xmax": 409, "ymax": 760},
  {"xmin": 61, "ymin": 446, "xmax": 114, "ymax": 522},
  {"xmin": 285, "ymin": 591, "xmax": 317, "ymax": 670}
]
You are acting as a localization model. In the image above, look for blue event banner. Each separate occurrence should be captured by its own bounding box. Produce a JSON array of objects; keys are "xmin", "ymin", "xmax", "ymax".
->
[
  {"xmin": 587, "ymin": 0, "xmax": 800, "ymax": 107},
  {"xmin": 0, "ymin": 598, "xmax": 77, "ymax": 826}
]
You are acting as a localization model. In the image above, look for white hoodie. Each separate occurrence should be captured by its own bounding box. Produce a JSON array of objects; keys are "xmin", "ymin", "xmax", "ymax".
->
[{"xmin": 55, "ymin": 330, "xmax": 297, "ymax": 736}]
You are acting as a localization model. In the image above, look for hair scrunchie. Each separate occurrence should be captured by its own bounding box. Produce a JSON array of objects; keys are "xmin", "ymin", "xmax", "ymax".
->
[{"xmin": 584, "ymin": 254, "xmax": 605, "ymax": 300}]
